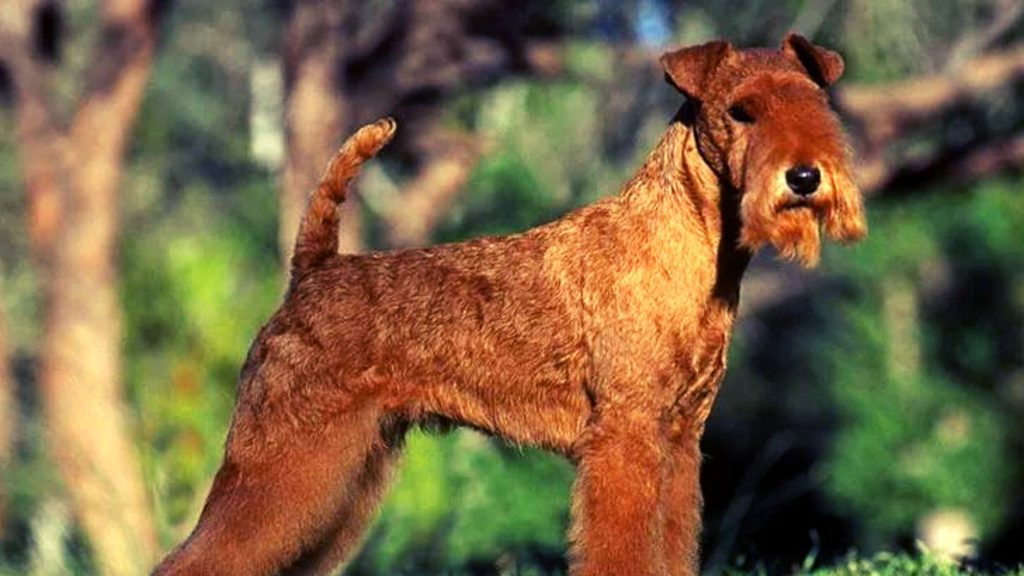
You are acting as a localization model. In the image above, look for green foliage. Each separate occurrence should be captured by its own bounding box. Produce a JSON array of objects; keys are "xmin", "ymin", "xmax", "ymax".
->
[
  {"xmin": 354, "ymin": 430, "xmax": 573, "ymax": 574},
  {"xmin": 723, "ymin": 550, "xmax": 1024, "ymax": 576},
  {"xmin": 119, "ymin": 0, "xmax": 283, "ymax": 538},
  {"xmin": 820, "ymin": 178, "xmax": 1024, "ymax": 545},
  {"xmin": 2, "ymin": 1, "xmax": 1023, "ymax": 574},
  {"xmin": 439, "ymin": 73, "xmax": 638, "ymax": 243},
  {"xmin": 806, "ymin": 551, "xmax": 1024, "ymax": 576},
  {"xmin": 826, "ymin": 366, "xmax": 1010, "ymax": 539},
  {"xmin": 123, "ymin": 187, "xmax": 282, "ymax": 539}
]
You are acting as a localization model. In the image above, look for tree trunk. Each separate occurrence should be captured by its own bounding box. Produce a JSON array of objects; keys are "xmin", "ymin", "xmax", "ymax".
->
[
  {"xmin": 383, "ymin": 130, "xmax": 482, "ymax": 248},
  {"xmin": 1, "ymin": 0, "xmax": 163, "ymax": 573},
  {"xmin": 277, "ymin": 0, "xmax": 548, "ymax": 261},
  {"xmin": 0, "ymin": 296, "xmax": 14, "ymax": 537},
  {"xmin": 280, "ymin": 1, "xmax": 361, "ymax": 260}
]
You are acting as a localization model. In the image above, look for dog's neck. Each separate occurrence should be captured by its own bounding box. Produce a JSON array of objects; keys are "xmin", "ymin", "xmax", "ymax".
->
[{"xmin": 619, "ymin": 111, "xmax": 752, "ymax": 312}]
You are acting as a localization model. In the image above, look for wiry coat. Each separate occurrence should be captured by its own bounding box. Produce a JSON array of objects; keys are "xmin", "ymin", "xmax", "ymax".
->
[{"xmin": 155, "ymin": 33, "xmax": 866, "ymax": 576}]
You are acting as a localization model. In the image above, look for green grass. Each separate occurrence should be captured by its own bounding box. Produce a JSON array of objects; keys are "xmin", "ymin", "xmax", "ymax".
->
[
  {"xmin": 724, "ymin": 551, "xmax": 1024, "ymax": 576},
  {"xmin": 811, "ymin": 554, "xmax": 1023, "ymax": 576},
  {"xmin": 3, "ymin": 549, "xmax": 1022, "ymax": 576}
]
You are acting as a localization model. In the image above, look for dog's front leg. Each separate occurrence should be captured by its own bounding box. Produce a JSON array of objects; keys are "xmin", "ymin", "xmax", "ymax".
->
[
  {"xmin": 569, "ymin": 409, "xmax": 668, "ymax": 576},
  {"xmin": 660, "ymin": 422, "xmax": 703, "ymax": 576}
]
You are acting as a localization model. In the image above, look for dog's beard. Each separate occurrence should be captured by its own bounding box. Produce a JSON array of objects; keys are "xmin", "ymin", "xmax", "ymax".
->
[
  {"xmin": 740, "ymin": 194, "xmax": 822, "ymax": 267},
  {"xmin": 821, "ymin": 166, "xmax": 867, "ymax": 243},
  {"xmin": 738, "ymin": 162, "xmax": 864, "ymax": 268}
]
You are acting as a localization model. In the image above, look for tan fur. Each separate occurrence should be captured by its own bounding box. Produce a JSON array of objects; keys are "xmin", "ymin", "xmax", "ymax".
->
[{"xmin": 154, "ymin": 34, "xmax": 866, "ymax": 576}]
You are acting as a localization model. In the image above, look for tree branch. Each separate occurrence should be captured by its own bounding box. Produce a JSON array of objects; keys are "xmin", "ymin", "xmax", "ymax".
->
[
  {"xmin": 0, "ymin": 0, "xmax": 67, "ymax": 263},
  {"xmin": 837, "ymin": 43, "xmax": 1024, "ymax": 195},
  {"xmin": 381, "ymin": 130, "xmax": 485, "ymax": 248},
  {"xmin": 947, "ymin": 0, "xmax": 1024, "ymax": 67},
  {"xmin": 871, "ymin": 132, "xmax": 1024, "ymax": 196},
  {"xmin": 839, "ymin": 44, "xmax": 1024, "ymax": 150},
  {"xmin": 71, "ymin": 0, "xmax": 166, "ymax": 189}
]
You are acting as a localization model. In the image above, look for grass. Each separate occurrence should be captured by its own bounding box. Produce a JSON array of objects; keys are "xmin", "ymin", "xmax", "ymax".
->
[
  {"xmin": 3, "ymin": 549, "xmax": 1022, "ymax": 575},
  {"xmin": 723, "ymin": 550, "xmax": 1024, "ymax": 576},
  {"xmin": 811, "ymin": 554, "xmax": 1023, "ymax": 576}
]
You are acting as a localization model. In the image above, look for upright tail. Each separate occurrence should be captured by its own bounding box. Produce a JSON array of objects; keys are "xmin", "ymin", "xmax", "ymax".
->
[{"xmin": 291, "ymin": 118, "xmax": 397, "ymax": 275}]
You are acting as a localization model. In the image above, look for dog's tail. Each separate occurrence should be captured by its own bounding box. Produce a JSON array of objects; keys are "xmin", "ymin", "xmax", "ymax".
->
[{"xmin": 291, "ymin": 117, "xmax": 397, "ymax": 275}]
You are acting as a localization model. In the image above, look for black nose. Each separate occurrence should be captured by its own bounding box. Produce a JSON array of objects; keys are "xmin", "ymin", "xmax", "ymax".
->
[{"xmin": 785, "ymin": 165, "xmax": 821, "ymax": 196}]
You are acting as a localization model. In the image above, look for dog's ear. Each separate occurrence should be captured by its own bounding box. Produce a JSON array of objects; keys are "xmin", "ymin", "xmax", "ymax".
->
[
  {"xmin": 661, "ymin": 40, "xmax": 734, "ymax": 101},
  {"xmin": 782, "ymin": 33, "xmax": 844, "ymax": 87}
]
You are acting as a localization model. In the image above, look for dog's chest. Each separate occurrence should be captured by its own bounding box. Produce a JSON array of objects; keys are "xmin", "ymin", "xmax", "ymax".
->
[{"xmin": 668, "ymin": 304, "xmax": 735, "ymax": 424}]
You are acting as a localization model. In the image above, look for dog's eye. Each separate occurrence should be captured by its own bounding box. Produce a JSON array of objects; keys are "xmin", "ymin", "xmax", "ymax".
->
[{"xmin": 728, "ymin": 105, "xmax": 754, "ymax": 124}]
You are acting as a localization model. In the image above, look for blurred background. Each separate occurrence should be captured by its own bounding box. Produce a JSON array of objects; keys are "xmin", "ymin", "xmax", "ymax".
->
[{"xmin": 0, "ymin": 0, "xmax": 1022, "ymax": 574}]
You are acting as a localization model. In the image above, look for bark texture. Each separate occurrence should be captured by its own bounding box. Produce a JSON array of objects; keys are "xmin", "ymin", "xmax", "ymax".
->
[{"xmin": 0, "ymin": 0, "xmax": 165, "ymax": 573}]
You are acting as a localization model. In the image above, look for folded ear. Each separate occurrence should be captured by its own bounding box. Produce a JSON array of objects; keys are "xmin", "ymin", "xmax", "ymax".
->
[
  {"xmin": 782, "ymin": 32, "xmax": 845, "ymax": 87},
  {"xmin": 660, "ymin": 40, "xmax": 734, "ymax": 101}
]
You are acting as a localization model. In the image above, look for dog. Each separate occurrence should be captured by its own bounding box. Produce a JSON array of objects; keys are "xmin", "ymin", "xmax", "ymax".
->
[{"xmin": 154, "ymin": 33, "xmax": 866, "ymax": 576}]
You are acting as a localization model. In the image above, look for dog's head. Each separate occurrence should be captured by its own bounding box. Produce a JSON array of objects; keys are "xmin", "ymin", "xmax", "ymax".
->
[{"xmin": 661, "ymin": 34, "xmax": 866, "ymax": 266}]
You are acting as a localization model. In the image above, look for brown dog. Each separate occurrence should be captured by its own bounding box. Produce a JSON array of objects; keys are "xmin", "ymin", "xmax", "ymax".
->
[{"xmin": 154, "ymin": 33, "xmax": 865, "ymax": 576}]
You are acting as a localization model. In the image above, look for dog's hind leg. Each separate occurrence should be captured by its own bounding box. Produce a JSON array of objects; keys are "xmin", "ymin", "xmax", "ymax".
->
[
  {"xmin": 282, "ymin": 425, "xmax": 405, "ymax": 576},
  {"xmin": 152, "ymin": 398, "xmax": 388, "ymax": 576}
]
